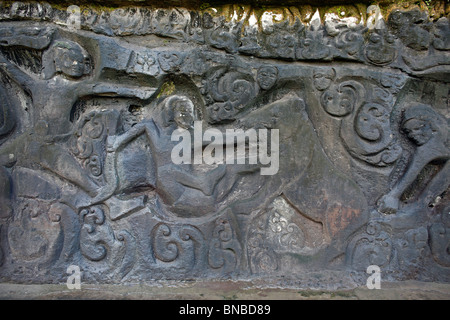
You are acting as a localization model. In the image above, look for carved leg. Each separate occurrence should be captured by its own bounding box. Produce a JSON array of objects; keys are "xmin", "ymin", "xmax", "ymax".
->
[
  {"xmin": 39, "ymin": 144, "xmax": 99, "ymax": 197},
  {"xmin": 420, "ymin": 161, "xmax": 450, "ymax": 208},
  {"xmin": 170, "ymin": 164, "xmax": 226, "ymax": 196}
]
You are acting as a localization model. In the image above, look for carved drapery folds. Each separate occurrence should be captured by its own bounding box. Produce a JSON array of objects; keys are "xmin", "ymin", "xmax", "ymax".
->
[{"xmin": 0, "ymin": 2, "xmax": 448, "ymax": 286}]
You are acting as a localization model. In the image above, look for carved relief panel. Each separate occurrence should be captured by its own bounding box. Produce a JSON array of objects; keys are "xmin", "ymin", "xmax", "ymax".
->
[{"xmin": 0, "ymin": 2, "xmax": 448, "ymax": 286}]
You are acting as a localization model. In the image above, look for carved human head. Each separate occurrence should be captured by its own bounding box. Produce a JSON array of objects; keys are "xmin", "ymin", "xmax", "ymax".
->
[
  {"xmin": 257, "ymin": 66, "xmax": 278, "ymax": 90},
  {"xmin": 165, "ymin": 95, "xmax": 195, "ymax": 130},
  {"xmin": 313, "ymin": 68, "xmax": 336, "ymax": 91},
  {"xmin": 42, "ymin": 40, "xmax": 91, "ymax": 79},
  {"xmin": 402, "ymin": 104, "xmax": 447, "ymax": 146}
]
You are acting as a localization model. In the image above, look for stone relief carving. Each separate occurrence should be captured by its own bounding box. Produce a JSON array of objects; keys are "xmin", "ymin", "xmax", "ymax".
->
[
  {"xmin": 378, "ymin": 104, "xmax": 449, "ymax": 214},
  {"xmin": 0, "ymin": 2, "xmax": 448, "ymax": 286}
]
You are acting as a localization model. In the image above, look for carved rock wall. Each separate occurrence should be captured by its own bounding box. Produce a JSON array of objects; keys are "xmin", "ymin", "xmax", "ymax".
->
[{"xmin": 0, "ymin": 1, "xmax": 449, "ymax": 287}]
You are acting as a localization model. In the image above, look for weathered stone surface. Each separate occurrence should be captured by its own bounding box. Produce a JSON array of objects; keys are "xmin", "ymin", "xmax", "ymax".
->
[
  {"xmin": 0, "ymin": 1, "xmax": 448, "ymax": 288},
  {"xmin": 1, "ymin": 280, "xmax": 450, "ymax": 300}
]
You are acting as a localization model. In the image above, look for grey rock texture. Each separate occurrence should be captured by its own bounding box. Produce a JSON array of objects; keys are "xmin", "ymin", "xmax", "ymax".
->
[{"xmin": 0, "ymin": 1, "xmax": 448, "ymax": 288}]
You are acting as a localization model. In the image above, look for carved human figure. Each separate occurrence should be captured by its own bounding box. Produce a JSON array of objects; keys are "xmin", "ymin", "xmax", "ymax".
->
[
  {"xmin": 0, "ymin": 39, "xmax": 156, "ymax": 208},
  {"xmin": 0, "ymin": 39, "xmax": 155, "ymax": 135},
  {"xmin": 94, "ymin": 95, "xmax": 228, "ymax": 217},
  {"xmin": 378, "ymin": 104, "xmax": 449, "ymax": 214}
]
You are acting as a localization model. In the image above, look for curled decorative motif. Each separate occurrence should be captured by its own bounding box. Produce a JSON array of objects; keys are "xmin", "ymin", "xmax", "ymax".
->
[
  {"xmin": 313, "ymin": 68, "xmax": 336, "ymax": 91},
  {"xmin": 334, "ymin": 28, "xmax": 366, "ymax": 57},
  {"xmin": 204, "ymin": 68, "xmax": 257, "ymax": 123},
  {"xmin": 396, "ymin": 227, "xmax": 429, "ymax": 271},
  {"xmin": 318, "ymin": 77, "xmax": 401, "ymax": 167},
  {"xmin": 366, "ymin": 221, "xmax": 382, "ymax": 236},
  {"xmin": 215, "ymin": 218, "xmax": 233, "ymax": 242},
  {"xmin": 252, "ymin": 250, "xmax": 278, "ymax": 273},
  {"xmin": 354, "ymin": 103, "xmax": 390, "ymax": 141},
  {"xmin": 380, "ymin": 73, "xmax": 407, "ymax": 94},
  {"xmin": 209, "ymin": 26, "xmax": 240, "ymax": 53},
  {"xmin": 340, "ymin": 98, "xmax": 401, "ymax": 166},
  {"xmin": 71, "ymin": 112, "xmax": 105, "ymax": 159},
  {"xmin": 152, "ymin": 8, "xmax": 189, "ymax": 39},
  {"xmin": 208, "ymin": 218, "xmax": 241, "ymax": 272},
  {"xmin": 247, "ymin": 212, "xmax": 279, "ymax": 274},
  {"xmin": 151, "ymin": 223, "xmax": 179, "ymax": 263},
  {"xmin": 108, "ymin": 8, "xmax": 143, "ymax": 36},
  {"xmin": 298, "ymin": 28, "xmax": 332, "ymax": 60},
  {"xmin": 69, "ymin": 111, "xmax": 122, "ymax": 186},
  {"xmin": 79, "ymin": 205, "xmax": 137, "ymax": 278},
  {"xmin": 269, "ymin": 210, "xmax": 305, "ymax": 251},
  {"xmin": 115, "ymin": 230, "xmax": 137, "ymax": 278},
  {"xmin": 364, "ymin": 29, "xmax": 397, "ymax": 66},
  {"xmin": 80, "ymin": 205, "xmax": 107, "ymax": 261},
  {"xmin": 127, "ymin": 50, "xmax": 159, "ymax": 76},
  {"xmin": 158, "ymin": 52, "xmax": 183, "ymax": 73},
  {"xmin": 80, "ymin": 206, "xmax": 105, "ymax": 232},
  {"xmin": 151, "ymin": 223, "xmax": 205, "ymax": 269},
  {"xmin": 72, "ymin": 136, "xmax": 94, "ymax": 160},
  {"xmin": 320, "ymin": 80, "xmax": 365, "ymax": 117},
  {"xmin": 345, "ymin": 221, "xmax": 393, "ymax": 271},
  {"xmin": 266, "ymin": 31, "xmax": 296, "ymax": 59}
]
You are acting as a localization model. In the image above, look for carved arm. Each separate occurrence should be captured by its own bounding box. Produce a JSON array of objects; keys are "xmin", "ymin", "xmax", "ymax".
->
[
  {"xmin": 0, "ymin": 52, "xmax": 35, "ymax": 92},
  {"xmin": 79, "ymin": 82, "xmax": 156, "ymax": 100}
]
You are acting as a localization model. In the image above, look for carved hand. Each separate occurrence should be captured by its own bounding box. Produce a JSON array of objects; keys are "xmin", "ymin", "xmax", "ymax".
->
[
  {"xmin": 106, "ymin": 135, "xmax": 117, "ymax": 153},
  {"xmin": 377, "ymin": 194, "xmax": 400, "ymax": 214}
]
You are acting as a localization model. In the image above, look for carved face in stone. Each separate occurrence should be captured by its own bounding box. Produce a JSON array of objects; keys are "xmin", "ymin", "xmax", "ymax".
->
[
  {"xmin": 173, "ymin": 98, "xmax": 194, "ymax": 129},
  {"xmin": 57, "ymin": 48, "xmax": 86, "ymax": 77},
  {"xmin": 313, "ymin": 68, "xmax": 335, "ymax": 91},
  {"xmin": 402, "ymin": 118, "xmax": 433, "ymax": 146},
  {"xmin": 257, "ymin": 66, "xmax": 278, "ymax": 90},
  {"xmin": 43, "ymin": 40, "xmax": 91, "ymax": 79}
]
